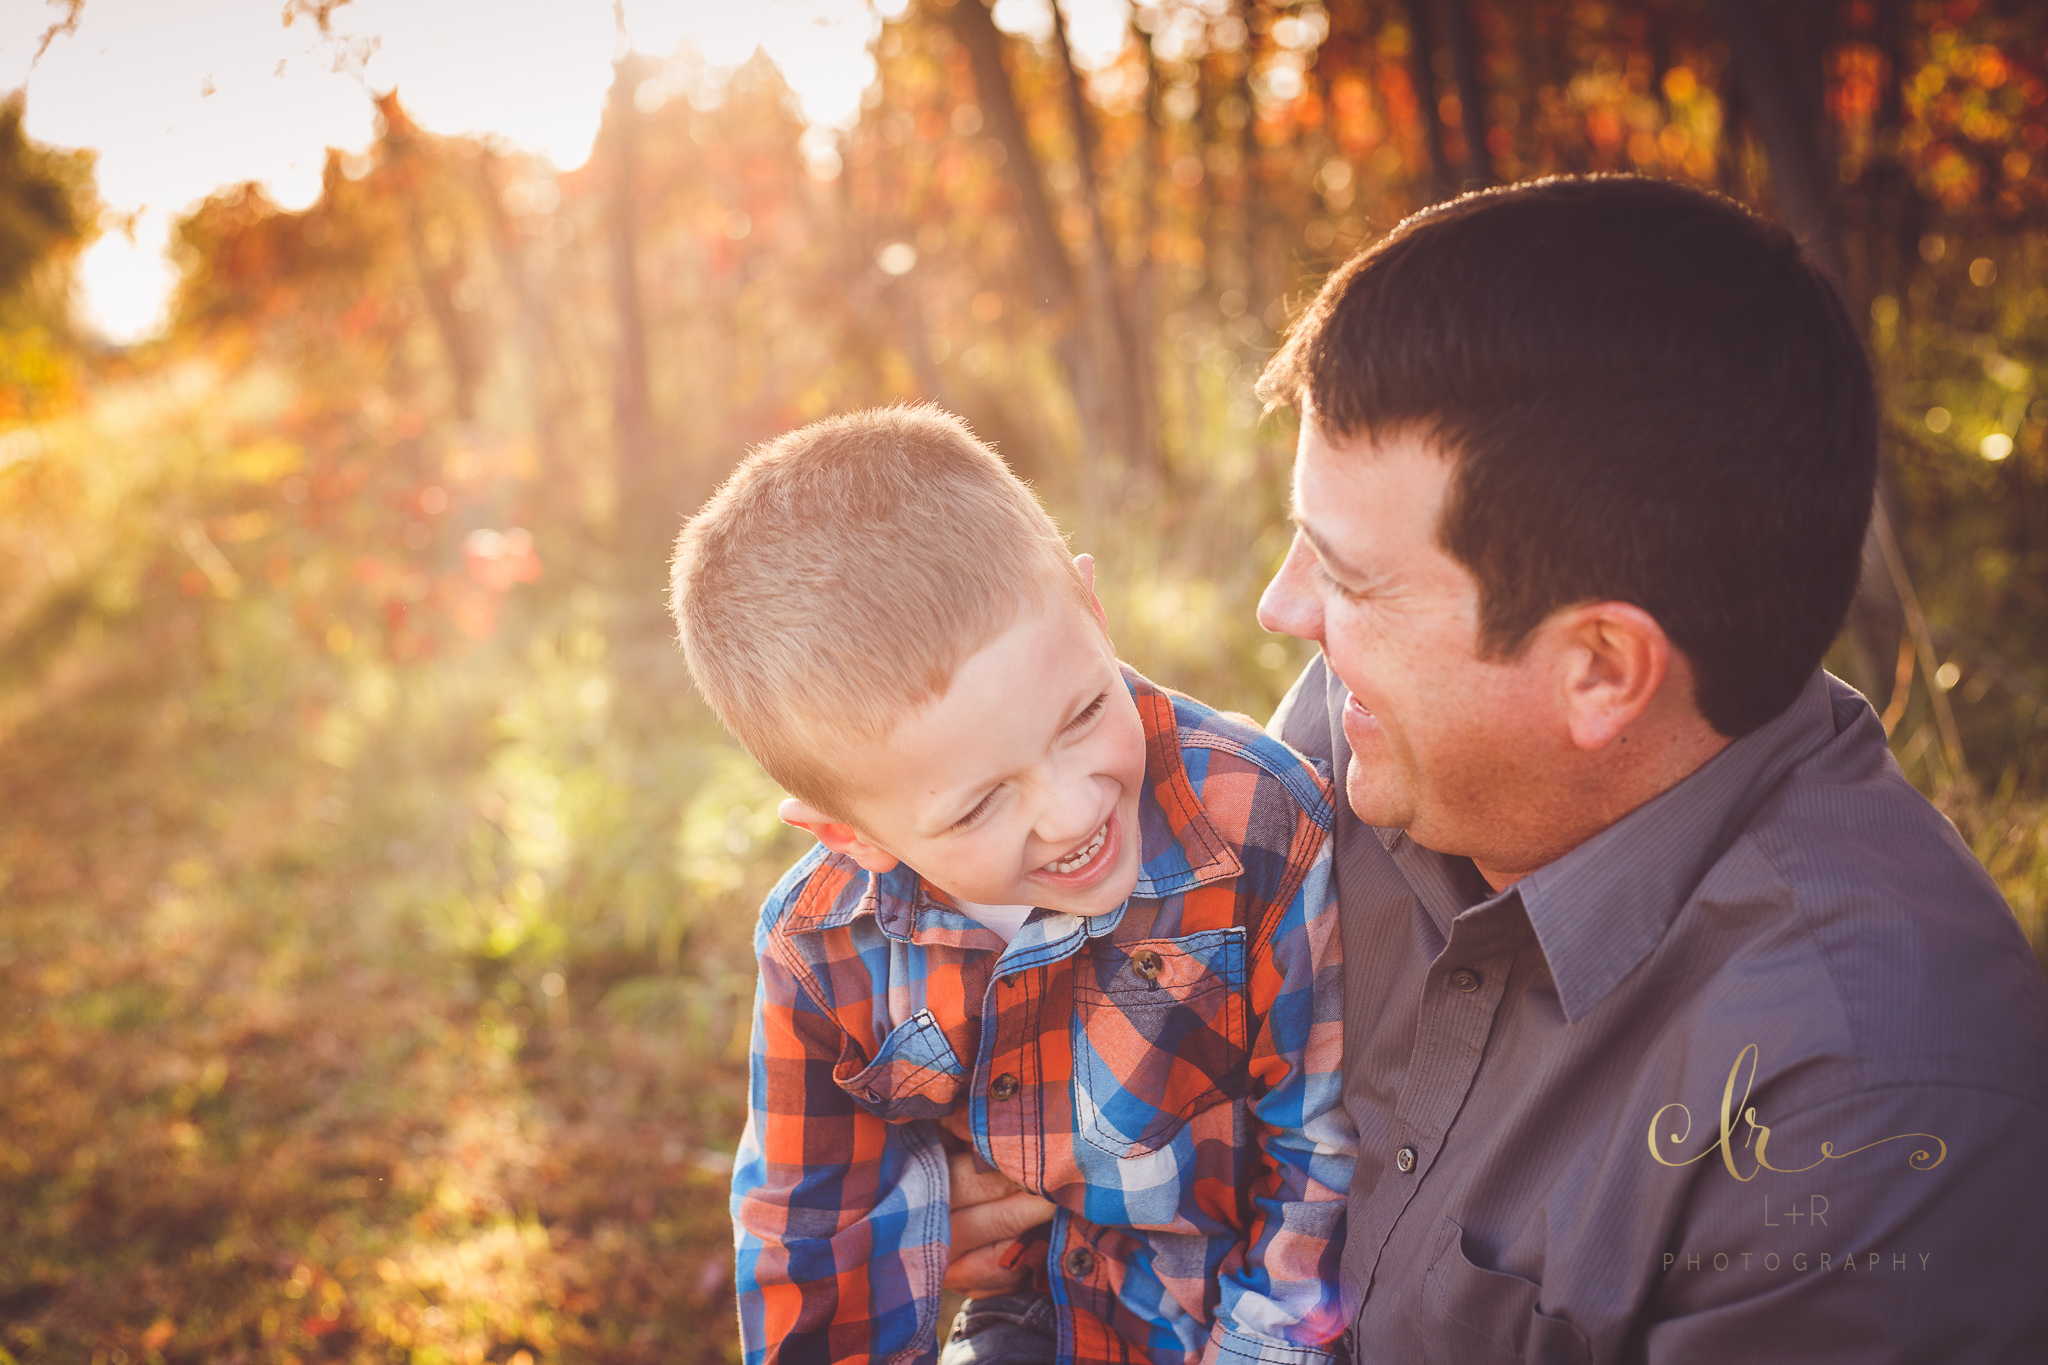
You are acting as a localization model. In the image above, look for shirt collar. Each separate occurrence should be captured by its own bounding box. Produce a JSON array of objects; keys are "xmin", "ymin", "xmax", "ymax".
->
[
  {"xmin": 1386, "ymin": 668, "xmax": 1849, "ymax": 1023},
  {"xmin": 782, "ymin": 665, "xmax": 1240, "ymax": 945},
  {"xmin": 1124, "ymin": 663, "xmax": 1244, "ymax": 900}
]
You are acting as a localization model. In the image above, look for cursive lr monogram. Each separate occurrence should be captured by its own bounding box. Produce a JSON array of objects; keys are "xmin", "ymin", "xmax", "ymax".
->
[{"xmin": 1647, "ymin": 1044, "xmax": 1946, "ymax": 1180}]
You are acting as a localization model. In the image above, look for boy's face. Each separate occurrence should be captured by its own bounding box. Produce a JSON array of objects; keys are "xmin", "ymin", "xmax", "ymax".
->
[{"xmin": 784, "ymin": 581, "xmax": 1148, "ymax": 919}]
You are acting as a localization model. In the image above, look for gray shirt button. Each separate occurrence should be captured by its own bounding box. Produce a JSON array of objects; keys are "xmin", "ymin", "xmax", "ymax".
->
[
  {"xmin": 1449, "ymin": 968, "xmax": 1481, "ymax": 993},
  {"xmin": 1396, "ymin": 1145, "xmax": 1417, "ymax": 1173}
]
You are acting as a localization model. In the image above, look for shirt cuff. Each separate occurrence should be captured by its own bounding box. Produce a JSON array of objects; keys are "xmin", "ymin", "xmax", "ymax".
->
[{"xmin": 1205, "ymin": 1321, "xmax": 1338, "ymax": 1365}]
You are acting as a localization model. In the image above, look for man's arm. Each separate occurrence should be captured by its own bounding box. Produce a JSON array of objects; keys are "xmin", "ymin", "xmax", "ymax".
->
[
  {"xmin": 733, "ymin": 948, "xmax": 952, "ymax": 1365},
  {"xmin": 942, "ymin": 1147, "xmax": 1056, "ymax": 1293},
  {"xmin": 1204, "ymin": 834, "xmax": 1356, "ymax": 1365}
]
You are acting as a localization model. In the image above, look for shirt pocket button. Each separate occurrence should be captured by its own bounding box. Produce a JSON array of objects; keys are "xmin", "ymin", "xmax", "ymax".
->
[
  {"xmin": 990, "ymin": 1072, "xmax": 1020, "ymax": 1100},
  {"xmin": 1131, "ymin": 948, "xmax": 1163, "ymax": 982}
]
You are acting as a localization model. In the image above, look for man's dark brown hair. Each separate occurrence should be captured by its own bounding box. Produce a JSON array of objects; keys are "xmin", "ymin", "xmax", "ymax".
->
[{"xmin": 1258, "ymin": 174, "xmax": 1877, "ymax": 737}]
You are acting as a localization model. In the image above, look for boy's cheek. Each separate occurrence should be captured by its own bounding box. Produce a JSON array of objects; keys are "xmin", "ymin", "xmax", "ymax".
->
[{"xmin": 1108, "ymin": 701, "xmax": 1149, "ymax": 773}]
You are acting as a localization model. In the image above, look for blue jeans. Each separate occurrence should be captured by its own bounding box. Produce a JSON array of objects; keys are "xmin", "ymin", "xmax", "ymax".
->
[{"xmin": 938, "ymin": 1291, "xmax": 1059, "ymax": 1365}]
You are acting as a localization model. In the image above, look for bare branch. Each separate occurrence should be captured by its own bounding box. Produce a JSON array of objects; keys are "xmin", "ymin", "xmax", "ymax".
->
[
  {"xmin": 280, "ymin": 0, "xmax": 354, "ymax": 35},
  {"xmin": 32, "ymin": 0, "xmax": 84, "ymax": 65}
]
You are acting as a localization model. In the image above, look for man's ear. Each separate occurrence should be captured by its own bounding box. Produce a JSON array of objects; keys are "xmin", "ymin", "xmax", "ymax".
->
[
  {"xmin": 1073, "ymin": 552, "xmax": 1108, "ymax": 629},
  {"xmin": 778, "ymin": 797, "xmax": 900, "ymax": 874},
  {"xmin": 1558, "ymin": 602, "xmax": 1671, "ymax": 752}
]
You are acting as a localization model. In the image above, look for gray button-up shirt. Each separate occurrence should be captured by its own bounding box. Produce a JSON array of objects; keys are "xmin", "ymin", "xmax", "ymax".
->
[{"xmin": 1271, "ymin": 659, "xmax": 2048, "ymax": 1363}]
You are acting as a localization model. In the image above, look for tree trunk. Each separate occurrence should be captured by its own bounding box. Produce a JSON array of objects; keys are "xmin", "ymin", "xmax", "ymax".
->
[
  {"xmin": 378, "ymin": 96, "xmax": 481, "ymax": 423},
  {"xmin": 947, "ymin": 0, "xmax": 1107, "ymax": 475},
  {"xmin": 1711, "ymin": 0, "xmax": 1923, "ymax": 732},
  {"xmin": 608, "ymin": 56, "xmax": 654, "ymax": 520},
  {"xmin": 1716, "ymin": 51, "xmax": 1747, "ymax": 196},
  {"xmin": 1438, "ymin": 0, "xmax": 1496, "ymax": 187},
  {"xmin": 1706, "ymin": 0, "xmax": 1840, "ymax": 273},
  {"xmin": 472, "ymin": 151, "xmax": 568, "ymax": 494},
  {"xmin": 947, "ymin": 0, "xmax": 1073, "ymax": 313},
  {"xmin": 604, "ymin": 45, "xmax": 687, "ymax": 746},
  {"xmin": 1231, "ymin": 0, "xmax": 1262, "ymax": 330},
  {"xmin": 1401, "ymin": 0, "xmax": 1454, "ymax": 202},
  {"xmin": 1050, "ymin": 1, "xmax": 1150, "ymax": 478},
  {"xmin": 1128, "ymin": 17, "xmax": 1165, "ymax": 480},
  {"xmin": 1853, "ymin": 0, "xmax": 1928, "ymax": 722}
]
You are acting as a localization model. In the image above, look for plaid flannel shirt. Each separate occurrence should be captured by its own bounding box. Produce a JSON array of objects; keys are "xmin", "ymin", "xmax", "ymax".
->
[{"xmin": 733, "ymin": 666, "xmax": 1353, "ymax": 1365}]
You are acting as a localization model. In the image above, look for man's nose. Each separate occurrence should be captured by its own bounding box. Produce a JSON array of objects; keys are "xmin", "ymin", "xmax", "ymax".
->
[{"xmin": 1257, "ymin": 535, "xmax": 1325, "ymax": 643}]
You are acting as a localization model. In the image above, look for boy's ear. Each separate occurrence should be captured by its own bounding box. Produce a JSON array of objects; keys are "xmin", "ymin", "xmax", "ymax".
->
[
  {"xmin": 778, "ymin": 797, "xmax": 900, "ymax": 874},
  {"xmin": 1073, "ymin": 552, "xmax": 1108, "ymax": 629}
]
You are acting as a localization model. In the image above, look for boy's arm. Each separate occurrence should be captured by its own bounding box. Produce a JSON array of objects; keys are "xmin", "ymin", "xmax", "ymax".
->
[
  {"xmin": 732, "ymin": 942, "xmax": 952, "ymax": 1365},
  {"xmin": 1206, "ymin": 832, "xmax": 1355, "ymax": 1365}
]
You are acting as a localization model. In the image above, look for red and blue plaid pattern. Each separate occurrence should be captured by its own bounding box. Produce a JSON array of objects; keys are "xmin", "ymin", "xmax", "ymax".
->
[{"xmin": 733, "ymin": 667, "xmax": 1352, "ymax": 1365}]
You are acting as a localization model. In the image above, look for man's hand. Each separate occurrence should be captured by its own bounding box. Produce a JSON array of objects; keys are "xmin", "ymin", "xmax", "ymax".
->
[{"xmin": 944, "ymin": 1146, "xmax": 1055, "ymax": 1294}]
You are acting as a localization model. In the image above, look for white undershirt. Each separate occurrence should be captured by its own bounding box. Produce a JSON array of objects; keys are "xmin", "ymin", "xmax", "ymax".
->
[{"xmin": 954, "ymin": 900, "xmax": 1033, "ymax": 943}]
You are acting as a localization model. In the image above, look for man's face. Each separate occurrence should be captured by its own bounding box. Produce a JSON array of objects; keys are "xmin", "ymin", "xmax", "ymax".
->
[
  {"xmin": 1258, "ymin": 417, "xmax": 1566, "ymax": 862},
  {"xmin": 826, "ymin": 597, "xmax": 1148, "ymax": 917}
]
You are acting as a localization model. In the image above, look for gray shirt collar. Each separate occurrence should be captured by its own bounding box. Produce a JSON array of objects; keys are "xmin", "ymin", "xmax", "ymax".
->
[{"xmin": 1379, "ymin": 668, "xmax": 1845, "ymax": 1023}]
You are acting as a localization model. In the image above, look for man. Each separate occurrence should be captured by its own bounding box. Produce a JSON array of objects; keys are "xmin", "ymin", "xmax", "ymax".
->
[{"xmin": 1254, "ymin": 175, "xmax": 2048, "ymax": 1360}]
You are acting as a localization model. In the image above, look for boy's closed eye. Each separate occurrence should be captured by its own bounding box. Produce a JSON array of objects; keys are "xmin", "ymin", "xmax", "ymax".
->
[
  {"xmin": 953, "ymin": 789, "xmax": 999, "ymax": 831},
  {"xmin": 948, "ymin": 690, "xmax": 1114, "ymax": 833},
  {"xmin": 1064, "ymin": 691, "xmax": 1108, "ymax": 734}
]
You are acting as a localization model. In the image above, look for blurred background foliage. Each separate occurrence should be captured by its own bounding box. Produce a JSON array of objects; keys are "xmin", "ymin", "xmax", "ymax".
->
[{"xmin": 1, "ymin": 0, "xmax": 2045, "ymax": 1360}]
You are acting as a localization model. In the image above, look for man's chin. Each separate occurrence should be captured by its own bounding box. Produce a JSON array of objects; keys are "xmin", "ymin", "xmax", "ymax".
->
[{"xmin": 1343, "ymin": 757, "xmax": 1406, "ymax": 831}]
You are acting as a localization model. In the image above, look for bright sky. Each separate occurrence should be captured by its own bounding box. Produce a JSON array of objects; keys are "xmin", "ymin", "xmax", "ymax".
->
[{"xmin": 0, "ymin": 0, "xmax": 1130, "ymax": 342}]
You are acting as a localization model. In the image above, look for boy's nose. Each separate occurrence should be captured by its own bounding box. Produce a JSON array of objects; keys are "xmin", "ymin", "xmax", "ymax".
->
[
  {"xmin": 1257, "ymin": 536, "xmax": 1325, "ymax": 644},
  {"xmin": 1034, "ymin": 765, "xmax": 1106, "ymax": 850}
]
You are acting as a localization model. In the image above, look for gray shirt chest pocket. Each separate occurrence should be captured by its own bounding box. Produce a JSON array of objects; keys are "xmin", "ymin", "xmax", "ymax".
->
[{"xmin": 1422, "ymin": 1217, "xmax": 1590, "ymax": 1365}]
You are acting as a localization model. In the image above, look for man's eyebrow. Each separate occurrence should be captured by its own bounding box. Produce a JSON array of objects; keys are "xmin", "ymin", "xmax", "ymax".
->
[{"xmin": 1290, "ymin": 512, "xmax": 1377, "ymax": 588}]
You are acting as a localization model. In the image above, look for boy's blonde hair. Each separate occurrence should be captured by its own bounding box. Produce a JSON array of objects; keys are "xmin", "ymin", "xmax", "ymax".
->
[{"xmin": 670, "ymin": 404, "xmax": 1090, "ymax": 818}]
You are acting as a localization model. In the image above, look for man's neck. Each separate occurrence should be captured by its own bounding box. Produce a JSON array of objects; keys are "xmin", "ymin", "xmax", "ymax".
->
[{"xmin": 1469, "ymin": 721, "xmax": 1733, "ymax": 893}]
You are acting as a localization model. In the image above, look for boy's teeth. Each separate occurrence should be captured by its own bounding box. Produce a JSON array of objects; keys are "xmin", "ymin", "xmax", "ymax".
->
[{"xmin": 1044, "ymin": 822, "xmax": 1107, "ymax": 873}]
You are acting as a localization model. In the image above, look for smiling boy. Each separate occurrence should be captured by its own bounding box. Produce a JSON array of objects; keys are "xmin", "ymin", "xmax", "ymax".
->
[{"xmin": 669, "ymin": 406, "xmax": 1351, "ymax": 1365}]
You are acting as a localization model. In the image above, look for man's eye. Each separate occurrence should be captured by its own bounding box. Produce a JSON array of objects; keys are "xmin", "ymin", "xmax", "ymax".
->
[
  {"xmin": 1064, "ymin": 693, "xmax": 1108, "ymax": 734},
  {"xmin": 1315, "ymin": 561, "xmax": 1368, "ymax": 602}
]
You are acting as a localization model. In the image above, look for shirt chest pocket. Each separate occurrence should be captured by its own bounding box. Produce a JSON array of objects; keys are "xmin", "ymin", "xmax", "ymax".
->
[
  {"xmin": 1421, "ymin": 1217, "xmax": 1590, "ymax": 1365},
  {"xmin": 1072, "ymin": 926, "xmax": 1249, "ymax": 1157},
  {"xmin": 836, "ymin": 1009, "xmax": 967, "ymax": 1122}
]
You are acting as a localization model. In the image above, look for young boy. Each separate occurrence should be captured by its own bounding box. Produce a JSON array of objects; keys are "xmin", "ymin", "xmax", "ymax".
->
[{"xmin": 670, "ymin": 406, "xmax": 1351, "ymax": 1365}]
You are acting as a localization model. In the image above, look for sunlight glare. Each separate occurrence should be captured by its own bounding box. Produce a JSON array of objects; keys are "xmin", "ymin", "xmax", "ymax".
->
[
  {"xmin": 341, "ymin": 0, "xmax": 616, "ymax": 171},
  {"xmin": 77, "ymin": 213, "xmax": 179, "ymax": 343},
  {"xmin": 631, "ymin": 1, "xmax": 882, "ymax": 129},
  {"xmin": 12, "ymin": 0, "xmax": 374, "ymax": 223},
  {"xmin": 7, "ymin": 0, "xmax": 1130, "ymax": 340},
  {"xmin": 994, "ymin": 0, "xmax": 1129, "ymax": 68}
]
